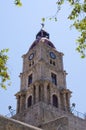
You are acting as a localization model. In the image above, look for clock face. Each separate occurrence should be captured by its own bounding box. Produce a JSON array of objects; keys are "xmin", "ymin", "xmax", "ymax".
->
[
  {"xmin": 29, "ymin": 53, "xmax": 34, "ymax": 60},
  {"xmin": 50, "ymin": 52, "xmax": 56, "ymax": 59}
]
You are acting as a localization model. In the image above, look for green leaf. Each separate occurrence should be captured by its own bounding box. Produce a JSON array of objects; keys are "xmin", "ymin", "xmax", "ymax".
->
[
  {"xmin": 49, "ymin": 18, "xmax": 52, "ymax": 20},
  {"xmin": 81, "ymin": 55, "xmax": 85, "ymax": 58},
  {"xmin": 42, "ymin": 18, "xmax": 45, "ymax": 22},
  {"xmin": 82, "ymin": 4, "xmax": 86, "ymax": 12},
  {"xmin": 0, "ymin": 49, "xmax": 10, "ymax": 89},
  {"xmin": 55, "ymin": 17, "xmax": 58, "ymax": 21},
  {"xmin": 56, "ymin": 0, "xmax": 64, "ymax": 5},
  {"xmin": 15, "ymin": 0, "xmax": 22, "ymax": 6}
]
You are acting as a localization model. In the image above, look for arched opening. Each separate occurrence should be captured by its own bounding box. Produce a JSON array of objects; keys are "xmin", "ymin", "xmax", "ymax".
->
[
  {"xmin": 27, "ymin": 96, "xmax": 32, "ymax": 107},
  {"xmin": 52, "ymin": 95, "xmax": 58, "ymax": 108}
]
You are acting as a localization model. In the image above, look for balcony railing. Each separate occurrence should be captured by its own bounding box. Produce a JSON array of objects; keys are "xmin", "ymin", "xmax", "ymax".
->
[
  {"xmin": 5, "ymin": 104, "xmax": 86, "ymax": 120},
  {"xmin": 5, "ymin": 110, "xmax": 16, "ymax": 118},
  {"xmin": 72, "ymin": 109, "xmax": 86, "ymax": 119}
]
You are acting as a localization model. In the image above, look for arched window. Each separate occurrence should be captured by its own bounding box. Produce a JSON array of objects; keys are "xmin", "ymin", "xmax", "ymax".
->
[
  {"xmin": 27, "ymin": 96, "xmax": 32, "ymax": 107},
  {"xmin": 52, "ymin": 95, "xmax": 58, "ymax": 107}
]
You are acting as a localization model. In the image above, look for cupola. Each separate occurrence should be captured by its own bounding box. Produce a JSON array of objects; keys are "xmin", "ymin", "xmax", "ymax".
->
[
  {"xmin": 36, "ymin": 23, "xmax": 49, "ymax": 39},
  {"xmin": 36, "ymin": 28, "xmax": 49, "ymax": 39},
  {"xmin": 29, "ymin": 24, "xmax": 56, "ymax": 50}
]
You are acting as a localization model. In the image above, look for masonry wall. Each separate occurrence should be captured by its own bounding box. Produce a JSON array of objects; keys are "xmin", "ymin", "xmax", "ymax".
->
[
  {"xmin": 1, "ymin": 105, "xmax": 86, "ymax": 130},
  {"xmin": 13, "ymin": 102, "xmax": 86, "ymax": 130},
  {"xmin": 13, "ymin": 102, "xmax": 67, "ymax": 127},
  {"xmin": 13, "ymin": 103, "xmax": 44, "ymax": 127},
  {"xmin": 41, "ymin": 103, "xmax": 86, "ymax": 130},
  {"xmin": 0, "ymin": 115, "xmax": 42, "ymax": 130},
  {"xmin": 42, "ymin": 103, "xmax": 86, "ymax": 130},
  {"xmin": 41, "ymin": 116, "xmax": 68, "ymax": 130},
  {"xmin": 68, "ymin": 114, "xmax": 86, "ymax": 130}
]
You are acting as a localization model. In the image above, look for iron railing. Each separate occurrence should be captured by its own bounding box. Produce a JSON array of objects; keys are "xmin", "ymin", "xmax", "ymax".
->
[
  {"xmin": 72, "ymin": 109, "xmax": 86, "ymax": 119},
  {"xmin": 5, "ymin": 110, "xmax": 16, "ymax": 118},
  {"xmin": 5, "ymin": 104, "xmax": 86, "ymax": 120}
]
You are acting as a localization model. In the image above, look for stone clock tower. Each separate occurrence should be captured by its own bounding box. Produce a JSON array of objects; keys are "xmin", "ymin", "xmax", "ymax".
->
[{"xmin": 14, "ymin": 26, "xmax": 72, "ymax": 127}]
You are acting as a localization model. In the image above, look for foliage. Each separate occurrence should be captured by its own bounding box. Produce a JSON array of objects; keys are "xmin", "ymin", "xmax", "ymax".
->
[
  {"xmin": 67, "ymin": 0, "xmax": 86, "ymax": 58},
  {"xmin": 14, "ymin": 0, "xmax": 22, "ymax": 6},
  {"xmin": 0, "ymin": 49, "xmax": 10, "ymax": 89},
  {"xmin": 49, "ymin": 0, "xmax": 86, "ymax": 58},
  {"xmin": 15, "ymin": 0, "xmax": 86, "ymax": 58}
]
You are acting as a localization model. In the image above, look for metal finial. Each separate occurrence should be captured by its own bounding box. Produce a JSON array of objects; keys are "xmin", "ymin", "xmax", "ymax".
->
[{"xmin": 41, "ymin": 23, "xmax": 44, "ymax": 29}]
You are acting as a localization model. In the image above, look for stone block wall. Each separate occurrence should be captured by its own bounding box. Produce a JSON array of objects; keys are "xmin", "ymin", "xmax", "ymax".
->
[
  {"xmin": 68, "ymin": 114, "xmax": 86, "ymax": 130},
  {"xmin": 0, "ymin": 115, "xmax": 42, "ymax": 130},
  {"xmin": 13, "ymin": 102, "xmax": 66, "ymax": 127},
  {"xmin": 41, "ymin": 116, "xmax": 68, "ymax": 130}
]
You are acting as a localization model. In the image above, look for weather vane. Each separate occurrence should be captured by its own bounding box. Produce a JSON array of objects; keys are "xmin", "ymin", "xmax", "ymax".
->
[{"xmin": 41, "ymin": 23, "xmax": 44, "ymax": 29}]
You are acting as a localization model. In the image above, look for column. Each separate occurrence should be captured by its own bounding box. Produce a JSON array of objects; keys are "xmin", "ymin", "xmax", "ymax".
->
[
  {"xmin": 44, "ymin": 82, "xmax": 49, "ymax": 104},
  {"xmin": 20, "ymin": 93, "xmax": 26, "ymax": 112},
  {"xmin": 65, "ymin": 92, "xmax": 71, "ymax": 111},
  {"xmin": 16, "ymin": 95, "xmax": 20, "ymax": 114},
  {"xmin": 35, "ymin": 82, "xmax": 39, "ymax": 103},
  {"xmin": 63, "ymin": 93, "xmax": 67, "ymax": 111},
  {"xmin": 33, "ymin": 85, "xmax": 36, "ymax": 104}
]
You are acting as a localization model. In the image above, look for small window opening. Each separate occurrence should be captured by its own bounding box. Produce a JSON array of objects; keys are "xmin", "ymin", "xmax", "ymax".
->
[
  {"xmin": 29, "ymin": 63, "xmax": 31, "ymax": 67},
  {"xmin": 50, "ymin": 59, "xmax": 52, "ymax": 64},
  {"xmin": 53, "ymin": 61, "xmax": 55, "ymax": 66},
  {"xmin": 47, "ymin": 85, "xmax": 50, "ymax": 90},
  {"xmin": 32, "ymin": 61, "xmax": 34, "ymax": 65},
  {"xmin": 29, "ymin": 61, "xmax": 34, "ymax": 67},
  {"xmin": 51, "ymin": 73, "xmax": 57, "ymax": 85},
  {"xmin": 28, "ymin": 74, "xmax": 32, "ymax": 85}
]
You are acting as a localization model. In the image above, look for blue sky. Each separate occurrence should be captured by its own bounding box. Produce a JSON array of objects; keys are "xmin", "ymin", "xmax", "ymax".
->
[{"xmin": 0, "ymin": 0, "xmax": 86, "ymax": 116}]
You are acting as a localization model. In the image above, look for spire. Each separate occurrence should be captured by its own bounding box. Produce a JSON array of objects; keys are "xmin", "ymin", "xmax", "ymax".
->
[{"xmin": 41, "ymin": 23, "xmax": 44, "ymax": 29}]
